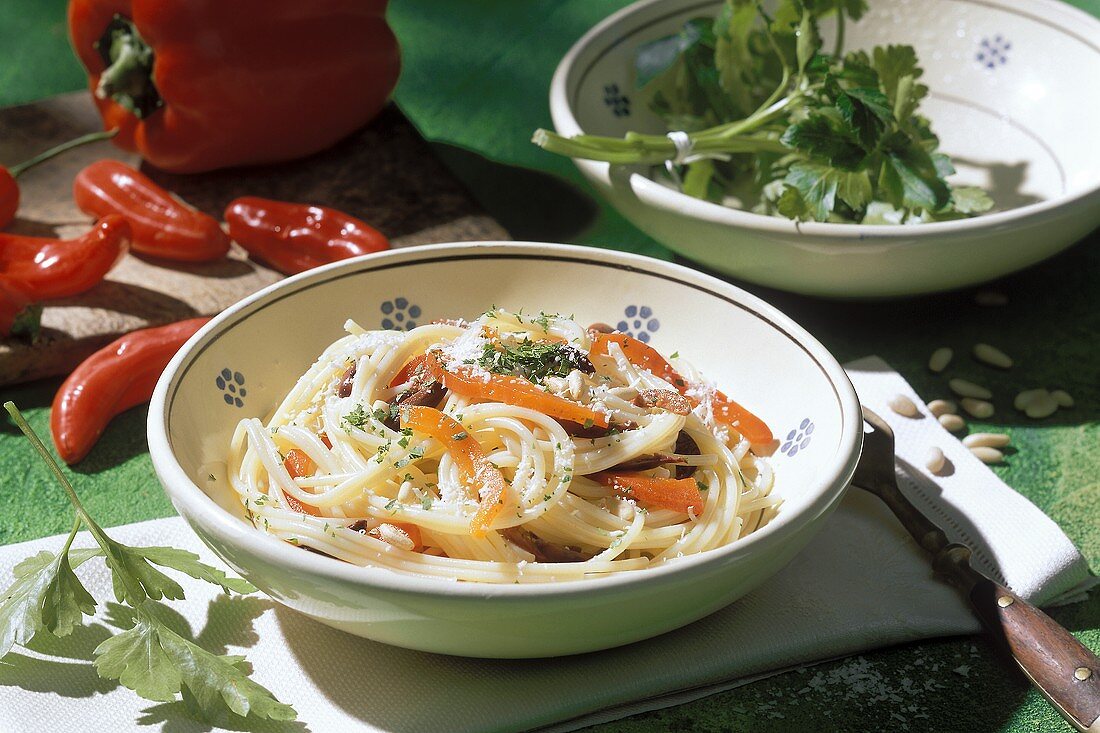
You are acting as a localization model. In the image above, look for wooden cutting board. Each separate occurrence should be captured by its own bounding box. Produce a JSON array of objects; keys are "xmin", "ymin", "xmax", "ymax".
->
[{"xmin": 0, "ymin": 92, "xmax": 509, "ymax": 386}]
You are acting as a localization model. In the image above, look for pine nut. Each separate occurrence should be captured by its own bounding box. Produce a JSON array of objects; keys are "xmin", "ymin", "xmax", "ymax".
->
[
  {"xmin": 970, "ymin": 446, "xmax": 1004, "ymax": 464},
  {"xmin": 974, "ymin": 291, "xmax": 1008, "ymax": 306},
  {"xmin": 928, "ymin": 347, "xmax": 953, "ymax": 373},
  {"xmin": 925, "ymin": 446, "xmax": 946, "ymax": 474},
  {"xmin": 963, "ymin": 432, "xmax": 1010, "ymax": 449},
  {"xmin": 973, "ymin": 343, "xmax": 1013, "ymax": 369},
  {"xmin": 950, "ymin": 378, "xmax": 992, "ymax": 400},
  {"xmin": 1025, "ymin": 392, "xmax": 1058, "ymax": 419},
  {"xmin": 961, "ymin": 398, "xmax": 994, "ymax": 418},
  {"xmin": 1051, "ymin": 390, "xmax": 1075, "ymax": 408},
  {"xmin": 1014, "ymin": 388, "xmax": 1047, "ymax": 411},
  {"xmin": 938, "ymin": 413, "xmax": 966, "ymax": 432},
  {"xmin": 927, "ymin": 399, "xmax": 957, "ymax": 417},
  {"xmin": 373, "ymin": 523, "xmax": 416, "ymax": 551},
  {"xmin": 888, "ymin": 393, "xmax": 921, "ymax": 418}
]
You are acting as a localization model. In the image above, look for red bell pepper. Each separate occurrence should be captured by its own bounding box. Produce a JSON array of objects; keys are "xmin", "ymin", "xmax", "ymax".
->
[
  {"xmin": 74, "ymin": 160, "xmax": 229, "ymax": 262},
  {"xmin": 68, "ymin": 0, "xmax": 400, "ymax": 173},
  {"xmin": 225, "ymin": 197, "xmax": 390, "ymax": 275}
]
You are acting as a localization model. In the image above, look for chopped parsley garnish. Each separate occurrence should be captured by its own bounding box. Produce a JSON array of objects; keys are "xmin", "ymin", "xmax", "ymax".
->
[
  {"xmin": 344, "ymin": 404, "xmax": 369, "ymax": 429},
  {"xmin": 394, "ymin": 447, "xmax": 424, "ymax": 468},
  {"xmin": 384, "ymin": 498, "xmax": 398, "ymax": 512},
  {"xmin": 375, "ymin": 444, "xmax": 390, "ymax": 463},
  {"xmin": 476, "ymin": 340, "xmax": 593, "ymax": 382},
  {"xmin": 533, "ymin": 311, "xmax": 552, "ymax": 332},
  {"xmin": 452, "ymin": 431, "xmax": 468, "ymax": 441},
  {"xmin": 371, "ymin": 404, "xmax": 400, "ymax": 425},
  {"xmin": 670, "ymin": 351, "xmax": 679, "ymax": 359},
  {"xmin": 696, "ymin": 480, "xmax": 709, "ymax": 492}
]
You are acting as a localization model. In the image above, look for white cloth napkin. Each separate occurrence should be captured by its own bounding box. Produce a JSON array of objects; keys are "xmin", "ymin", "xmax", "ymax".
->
[{"xmin": 0, "ymin": 357, "xmax": 1094, "ymax": 733}]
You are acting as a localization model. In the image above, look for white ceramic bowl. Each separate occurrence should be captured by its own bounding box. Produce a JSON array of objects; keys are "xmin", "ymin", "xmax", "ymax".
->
[
  {"xmin": 148, "ymin": 242, "xmax": 862, "ymax": 658},
  {"xmin": 549, "ymin": 0, "xmax": 1100, "ymax": 297}
]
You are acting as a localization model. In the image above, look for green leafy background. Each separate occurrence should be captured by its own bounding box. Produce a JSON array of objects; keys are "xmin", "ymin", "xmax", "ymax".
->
[{"xmin": 1, "ymin": 1, "xmax": 1097, "ymax": 730}]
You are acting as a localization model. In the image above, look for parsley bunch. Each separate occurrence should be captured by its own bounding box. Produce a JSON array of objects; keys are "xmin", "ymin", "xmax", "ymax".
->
[
  {"xmin": 533, "ymin": 0, "xmax": 992, "ymax": 223},
  {"xmin": 0, "ymin": 402, "xmax": 295, "ymax": 723}
]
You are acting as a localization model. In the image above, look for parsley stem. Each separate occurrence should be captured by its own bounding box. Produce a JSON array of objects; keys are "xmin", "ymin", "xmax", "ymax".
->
[
  {"xmin": 3, "ymin": 402, "xmax": 111, "ymax": 551},
  {"xmin": 60, "ymin": 514, "xmax": 83, "ymax": 556},
  {"xmin": 833, "ymin": 11, "xmax": 846, "ymax": 59}
]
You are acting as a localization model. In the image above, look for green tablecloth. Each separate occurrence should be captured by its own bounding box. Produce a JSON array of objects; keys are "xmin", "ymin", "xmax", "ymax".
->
[{"xmin": 1, "ymin": 1, "xmax": 1097, "ymax": 731}]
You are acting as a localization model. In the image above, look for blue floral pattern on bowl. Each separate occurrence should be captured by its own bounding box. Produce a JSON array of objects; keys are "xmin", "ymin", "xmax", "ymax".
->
[
  {"xmin": 216, "ymin": 368, "xmax": 246, "ymax": 408},
  {"xmin": 381, "ymin": 297, "xmax": 422, "ymax": 331},
  {"xmin": 780, "ymin": 418, "xmax": 814, "ymax": 457},
  {"xmin": 977, "ymin": 35, "xmax": 1010, "ymax": 68},
  {"xmin": 603, "ymin": 84, "xmax": 631, "ymax": 117},
  {"xmin": 616, "ymin": 305, "xmax": 660, "ymax": 343}
]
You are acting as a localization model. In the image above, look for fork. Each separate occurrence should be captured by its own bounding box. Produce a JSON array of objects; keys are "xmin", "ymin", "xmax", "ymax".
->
[{"xmin": 855, "ymin": 407, "xmax": 1100, "ymax": 732}]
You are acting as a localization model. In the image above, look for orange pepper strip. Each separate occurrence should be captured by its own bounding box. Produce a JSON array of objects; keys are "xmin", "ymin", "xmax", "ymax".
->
[
  {"xmin": 594, "ymin": 472, "xmax": 704, "ymax": 514},
  {"xmin": 282, "ymin": 449, "xmax": 322, "ymax": 516},
  {"xmin": 590, "ymin": 333, "xmax": 772, "ymax": 444},
  {"xmin": 401, "ymin": 405, "xmax": 509, "ymax": 536},
  {"xmin": 424, "ymin": 351, "xmax": 608, "ymax": 428},
  {"xmin": 388, "ymin": 353, "xmax": 428, "ymax": 389}
]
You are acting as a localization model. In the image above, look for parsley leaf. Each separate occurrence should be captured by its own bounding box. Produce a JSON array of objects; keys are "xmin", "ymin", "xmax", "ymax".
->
[
  {"xmin": 0, "ymin": 545, "xmax": 99, "ymax": 658},
  {"xmin": 781, "ymin": 112, "xmax": 864, "ymax": 169},
  {"xmin": 94, "ymin": 608, "xmax": 295, "ymax": 720}
]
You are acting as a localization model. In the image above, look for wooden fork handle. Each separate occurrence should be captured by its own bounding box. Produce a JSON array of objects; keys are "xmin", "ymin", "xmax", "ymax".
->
[{"xmin": 967, "ymin": 577, "xmax": 1100, "ymax": 731}]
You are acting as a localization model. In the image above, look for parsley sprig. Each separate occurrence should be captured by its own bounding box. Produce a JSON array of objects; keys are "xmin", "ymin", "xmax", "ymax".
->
[
  {"xmin": 0, "ymin": 402, "xmax": 295, "ymax": 722},
  {"xmin": 533, "ymin": 0, "xmax": 992, "ymax": 223}
]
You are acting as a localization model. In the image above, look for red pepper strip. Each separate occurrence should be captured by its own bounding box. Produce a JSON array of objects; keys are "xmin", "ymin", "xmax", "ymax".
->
[
  {"xmin": 224, "ymin": 197, "xmax": 390, "ymax": 275},
  {"xmin": 401, "ymin": 405, "xmax": 508, "ymax": 537},
  {"xmin": 388, "ymin": 354, "xmax": 427, "ymax": 389},
  {"xmin": 282, "ymin": 449, "xmax": 322, "ymax": 516},
  {"xmin": 50, "ymin": 317, "xmax": 210, "ymax": 464},
  {"xmin": 73, "ymin": 160, "xmax": 229, "ymax": 262},
  {"xmin": 593, "ymin": 472, "xmax": 704, "ymax": 514},
  {"xmin": 0, "ymin": 130, "xmax": 119, "ymax": 230},
  {"xmin": 590, "ymin": 333, "xmax": 772, "ymax": 444},
  {"xmin": 0, "ymin": 216, "xmax": 131, "ymax": 301},
  {"xmin": 424, "ymin": 351, "xmax": 609, "ymax": 428}
]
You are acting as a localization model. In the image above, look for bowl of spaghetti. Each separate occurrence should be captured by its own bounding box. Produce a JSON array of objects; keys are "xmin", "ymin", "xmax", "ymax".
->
[{"xmin": 148, "ymin": 241, "xmax": 862, "ymax": 658}]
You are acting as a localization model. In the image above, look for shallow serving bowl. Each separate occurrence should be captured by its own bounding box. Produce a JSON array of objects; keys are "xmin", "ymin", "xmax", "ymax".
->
[
  {"xmin": 149, "ymin": 242, "xmax": 861, "ymax": 658},
  {"xmin": 550, "ymin": 0, "xmax": 1100, "ymax": 297}
]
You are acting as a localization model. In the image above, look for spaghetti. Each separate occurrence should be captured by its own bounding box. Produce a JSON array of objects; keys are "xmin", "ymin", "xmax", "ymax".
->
[{"xmin": 227, "ymin": 309, "xmax": 779, "ymax": 583}]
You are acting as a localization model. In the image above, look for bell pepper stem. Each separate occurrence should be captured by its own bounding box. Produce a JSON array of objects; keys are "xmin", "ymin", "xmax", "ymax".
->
[
  {"xmin": 8, "ymin": 130, "xmax": 118, "ymax": 178},
  {"xmin": 94, "ymin": 14, "xmax": 162, "ymax": 119}
]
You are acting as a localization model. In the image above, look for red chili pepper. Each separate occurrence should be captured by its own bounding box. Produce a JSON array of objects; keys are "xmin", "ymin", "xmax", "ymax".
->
[
  {"xmin": 0, "ymin": 130, "xmax": 118, "ymax": 230},
  {"xmin": 68, "ymin": 1, "xmax": 400, "ymax": 173},
  {"xmin": 73, "ymin": 160, "xmax": 229, "ymax": 262},
  {"xmin": 0, "ymin": 216, "xmax": 131, "ymax": 337},
  {"xmin": 224, "ymin": 197, "xmax": 390, "ymax": 275},
  {"xmin": 51, "ymin": 317, "xmax": 210, "ymax": 464}
]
